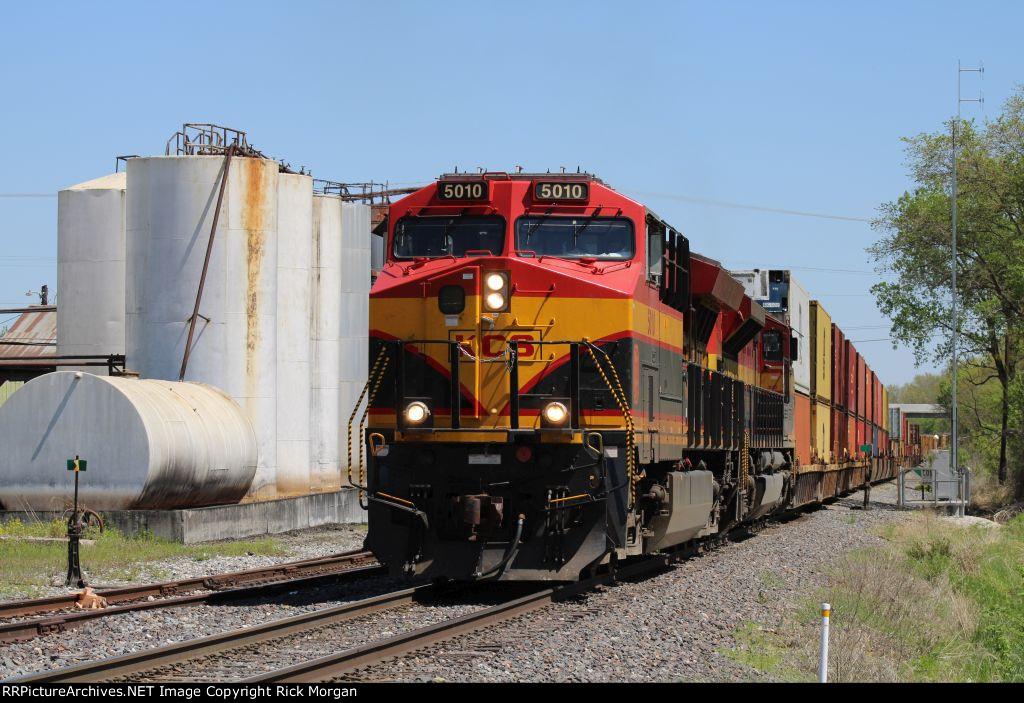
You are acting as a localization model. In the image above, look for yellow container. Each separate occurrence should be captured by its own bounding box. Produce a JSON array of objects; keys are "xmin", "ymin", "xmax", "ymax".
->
[
  {"xmin": 812, "ymin": 400, "xmax": 832, "ymax": 463},
  {"xmin": 809, "ymin": 301, "xmax": 832, "ymax": 402}
]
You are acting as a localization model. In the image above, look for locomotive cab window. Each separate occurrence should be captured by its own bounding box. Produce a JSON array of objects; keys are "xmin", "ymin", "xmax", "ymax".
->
[
  {"xmin": 392, "ymin": 215, "xmax": 505, "ymax": 259},
  {"xmin": 762, "ymin": 329, "xmax": 783, "ymax": 362},
  {"xmin": 515, "ymin": 216, "xmax": 634, "ymax": 260}
]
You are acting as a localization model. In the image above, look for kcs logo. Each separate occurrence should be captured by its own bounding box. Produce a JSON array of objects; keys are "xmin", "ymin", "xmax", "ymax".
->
[{"xmin": 452, "ymin": 330, "xmax": 539, "ymax": 359}]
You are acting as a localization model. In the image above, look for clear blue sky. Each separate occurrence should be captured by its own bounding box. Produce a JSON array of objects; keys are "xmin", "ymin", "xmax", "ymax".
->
[{"xmin": 2, "ymin": 0, "xmax": 1021, "ymax": 385}]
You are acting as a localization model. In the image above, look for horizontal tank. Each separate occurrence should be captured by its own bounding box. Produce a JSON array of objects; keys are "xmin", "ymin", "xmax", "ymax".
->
[
  {"xmin": 0, "ymin": 371, "xmax": 256, "ymax": 511},
  {"xmin": 57, "ymin": 172, "xmax": 127, "ymax": 369}
]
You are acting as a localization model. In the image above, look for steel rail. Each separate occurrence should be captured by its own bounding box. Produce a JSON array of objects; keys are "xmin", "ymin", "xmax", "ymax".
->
[
  {"xmin": 245, "ymin": 556, "xmax": 673, "ymax": 683},
  {"xmin": 0, "ymin": 549, "xmax": 375, "ymax": 618},
  {"xmin": 10, "ymin": 584, "xmax": 432, "ymax": 683},
  {"xmin": 0, "ymin": 551, "xmax": 381, "ymax": 642}
]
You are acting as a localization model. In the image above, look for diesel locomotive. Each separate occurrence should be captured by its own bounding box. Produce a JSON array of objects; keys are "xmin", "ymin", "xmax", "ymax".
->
[{"xmin": 358, "ymin": 172, "xmax": 897, "ymax": 581}]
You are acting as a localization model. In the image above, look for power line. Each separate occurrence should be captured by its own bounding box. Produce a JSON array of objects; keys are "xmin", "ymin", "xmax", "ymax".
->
[
  {"xmin": 0, "ymin": 194, "xmax": 56, "ymax": 198},
  {"xmin": 623, "ymin": 190, "xmax": 873, "ymax": 222}
]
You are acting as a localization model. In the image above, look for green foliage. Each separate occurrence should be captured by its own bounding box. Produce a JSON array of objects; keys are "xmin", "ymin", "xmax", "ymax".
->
[
  {"xmin": 740, "ymin": 514, "xmax": 1024, "ymax": 681},
  {"xmin": 871, "ymin": 88, "xmax": 1024, "ymax": 494}
]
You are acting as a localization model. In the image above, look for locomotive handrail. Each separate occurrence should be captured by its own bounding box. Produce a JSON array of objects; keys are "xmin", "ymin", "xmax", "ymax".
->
[{"xmin": 379, "ymin": 337, "xmax": 603, "ymax": 432}]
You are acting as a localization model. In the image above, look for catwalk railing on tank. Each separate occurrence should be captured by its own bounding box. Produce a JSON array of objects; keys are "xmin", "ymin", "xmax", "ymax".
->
[{"xmin": 0, "ymin": 354, "xmax": 126, "ymax": 374}]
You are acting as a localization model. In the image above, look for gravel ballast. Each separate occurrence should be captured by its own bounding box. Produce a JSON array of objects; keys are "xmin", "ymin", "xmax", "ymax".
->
[
  {"xmin": 2, "ymin": 484, "xmax": 912, "ymax": 681},
  {"xmin": 351, "ymin": 482, "xmax": 910, "ymax": 682},
  {"xmin": 0, "ymin": 523, "xmax": 369, "ymax": 603}
]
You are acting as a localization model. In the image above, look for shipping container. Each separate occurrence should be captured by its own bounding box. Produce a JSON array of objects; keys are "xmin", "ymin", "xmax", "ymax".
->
[
  {"xmin": 795, "ymin": 391, "xmax": 811, "ymax": 466},
  {"xmin": 832, "ymin": 406, "xmax": 846, "ymax": 460},
  {"xmin": 857, "ymin": 355, "xmax": 866, "ymax": 419},
  {"xmin": 876, "ymin": 375, "xmax": 883, "ymax": 428},
  {"xmin": 812, "ymin": 400, "xmax": 831, "ymax": 463},
  {"xmin": 908, "ymin": 423, "xmax": 920, "ymax": 447},
  {"xmin": 845, "ymin": 341, "xmax": 857, "ymax": 410},
  {"xmin": 809, "ymin": 301, "xmax": 832, "ymax": 401},
  {"xmin": 832, "ymin": 325, "xmax": 845, "ymax": 408},
  {"xmin": 889, "ymin": 406, "xmax": 902, "ymax": 439},
  {"xmin": 866, "ymin": 370, "xmax": 874, "ymax": 426},
  {"xmin": 848, "ymin": 412, "xmax": 857, "ymax": 461}
]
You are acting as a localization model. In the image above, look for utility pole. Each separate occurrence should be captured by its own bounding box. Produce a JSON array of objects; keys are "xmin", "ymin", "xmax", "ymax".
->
[{"xmin": 952, "ymin": 60, "xmax": 983, "ymax": 518}]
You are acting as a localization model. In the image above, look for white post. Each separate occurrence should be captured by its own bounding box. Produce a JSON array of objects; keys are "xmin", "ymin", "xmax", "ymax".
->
[{"xmin": 819, "ymin": 602, "xmax": 831, "ymax": 683}]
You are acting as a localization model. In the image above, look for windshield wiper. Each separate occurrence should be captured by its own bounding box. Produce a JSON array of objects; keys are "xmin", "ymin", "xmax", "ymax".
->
[
  {"xmin": 572, "ymin": 207, "xmax": 604, "ymax": 243},
  {"xmin": 523, "ymin": 209, "xmax": 554, "ymax": 246}
]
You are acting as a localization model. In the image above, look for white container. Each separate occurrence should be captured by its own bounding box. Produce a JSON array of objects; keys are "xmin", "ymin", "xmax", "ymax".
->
[
  {"xmin": 125, "ymin": 156, "xmax": 279, "ymax": 500},
  {"xmin": 0, "ymin": 372, "xmax": 256, "ymax": 511},
  {"xmin": 57, "ymin": 173, "xmax": 126, "ymax": 369},
  {"xmin": 788, "ymin": 276, "xmax": 811, "ymax": 394},
  {"xmin": 276, "ymin": 173, "xmax": 313, "ymax": 496}
]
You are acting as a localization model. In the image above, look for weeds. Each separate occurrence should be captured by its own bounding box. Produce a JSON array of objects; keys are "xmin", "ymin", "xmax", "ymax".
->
[
  {"xmin": 730, "ymin": 512, "xmax": 1024, "ymax": 681},
  {"xmin": 0, "ymin": 517, "xmax": 285, "ymax": 598}
]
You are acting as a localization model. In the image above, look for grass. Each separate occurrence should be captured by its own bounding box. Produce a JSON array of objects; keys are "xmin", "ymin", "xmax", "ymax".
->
[
  {"xmin": 723, "ymin": 622, "xmax": 812, "ymax": 682},
  {"xmin": 0, "ymin": 517, "xmax": 285, "ymax": 598},
  {"xmin": 725, "ymin": 512, "xmax": 1024, "ymax": 682}
]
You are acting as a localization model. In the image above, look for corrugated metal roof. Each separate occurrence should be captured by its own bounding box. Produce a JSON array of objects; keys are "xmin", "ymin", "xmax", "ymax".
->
[{"xmin": 0, "ymin": 307, "xmax": 56, "ymax": 359}]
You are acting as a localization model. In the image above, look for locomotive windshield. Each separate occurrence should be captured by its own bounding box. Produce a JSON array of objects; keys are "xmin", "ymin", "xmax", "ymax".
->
[
  {"xmin": 515, "ymin": 217, "xmax": 635, "ymax": 260},
  {"xmin": 392, "ymin": 215, "xmax": 505, "ymax": 259}
]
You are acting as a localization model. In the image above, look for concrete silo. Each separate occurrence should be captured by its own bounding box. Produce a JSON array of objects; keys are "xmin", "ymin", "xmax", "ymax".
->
[
  {"xmin": 125, "ymin": 155, "xmax": 279, "ymax": 500},
  {"xmin": 276, "ymin": 173, "xmax": 313, "ymax": 496},
  {"xmin": 57, "ymin": 172, "xmax": 126, "ymax": 367},
  {"xmin": 338, "ymin": 203, "xmax": 371, "ymax": 485}
]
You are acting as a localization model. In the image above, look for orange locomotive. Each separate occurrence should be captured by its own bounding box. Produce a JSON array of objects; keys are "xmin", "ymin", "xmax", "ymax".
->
[{"xmin": 360, "ymin": 172, "xmax": 889, "ymax": 581}]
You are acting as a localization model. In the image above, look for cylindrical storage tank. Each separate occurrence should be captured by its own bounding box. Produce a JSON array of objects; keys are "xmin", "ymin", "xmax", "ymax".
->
[
  {"xmin": 276, "ymin": 173, "xmax": 313, "ymax": 496},
  {"xmin": 338, "ymin": 203, "xmax": 371, "ymax": 487},
  {"xmin": 311, "ymin": 195, "xmax": 343, "ymax": 492},
  {"xmin": 125, "ymin": 156, "xmax": 279, "ymax": 500},
  {"xmin": 57, "ymin": 173, "xmax": 127, "ymax": 369},
  {"xmin": 0, "ymin": 372, "xmax": 256, "ymax": 511}
]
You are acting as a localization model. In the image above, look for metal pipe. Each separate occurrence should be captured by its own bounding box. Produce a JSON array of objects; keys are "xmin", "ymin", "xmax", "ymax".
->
[{"xmin": 178, "ymin": 144, "xmax": 235, "ymax": 382}]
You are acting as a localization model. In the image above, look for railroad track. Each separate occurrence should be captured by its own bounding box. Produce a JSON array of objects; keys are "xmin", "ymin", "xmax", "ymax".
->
[
  {"xmin": 10, "ymin": 550, "xmax": 685, "ymax": 683},
  {"xmin": 247, "ymin": 556, "xmax": 668, "ymax": 682},
  {"xmin": 0, "ymin": 550, "xmax": 382, "ymax": 644}
]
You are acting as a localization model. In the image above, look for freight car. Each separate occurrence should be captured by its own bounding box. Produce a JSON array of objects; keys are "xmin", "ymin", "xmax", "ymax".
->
[{"xmin": 358, "ymin": 172, "xmax": 896, "ymax": 581}]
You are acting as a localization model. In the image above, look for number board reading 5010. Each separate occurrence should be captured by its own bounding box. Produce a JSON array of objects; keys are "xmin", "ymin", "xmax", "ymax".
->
[
  {"xmin": 534, "ymin": 181, "xmax": 589, "ymax": 202},
  {"xmin": 439, "ymin": 181, "xmax": 488, "ymax": 201}
]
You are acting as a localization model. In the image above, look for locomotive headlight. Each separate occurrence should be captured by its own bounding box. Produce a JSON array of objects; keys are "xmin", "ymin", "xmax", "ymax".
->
[
  {"xmin": 404, "ymin": 401, "xmax": 431, "ymax": 425},
  {"xmin": 482, "ymin": 271, "xmax": 509, "ymax": 312},
  {"xmin": 542, "ymin": 401, "xmax": 569, "ymax": 426},
  {"xmin": 484, "ymin": 292, "xmax": 506, "ymax": 311},
  {"xmin": 485, "ymin": 273, "xmax": 506, "ymax": 292}
]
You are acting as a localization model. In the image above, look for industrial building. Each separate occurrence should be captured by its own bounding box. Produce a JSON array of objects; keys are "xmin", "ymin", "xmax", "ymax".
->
[{"xmin": 0, "ymin": 125, "xmax": 385, "ymax": 541}]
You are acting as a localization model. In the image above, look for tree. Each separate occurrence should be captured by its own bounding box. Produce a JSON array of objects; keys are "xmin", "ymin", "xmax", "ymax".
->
[{"xmin": 870, "ymin": 88, "xmax": 1024, "ymax": 496}]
